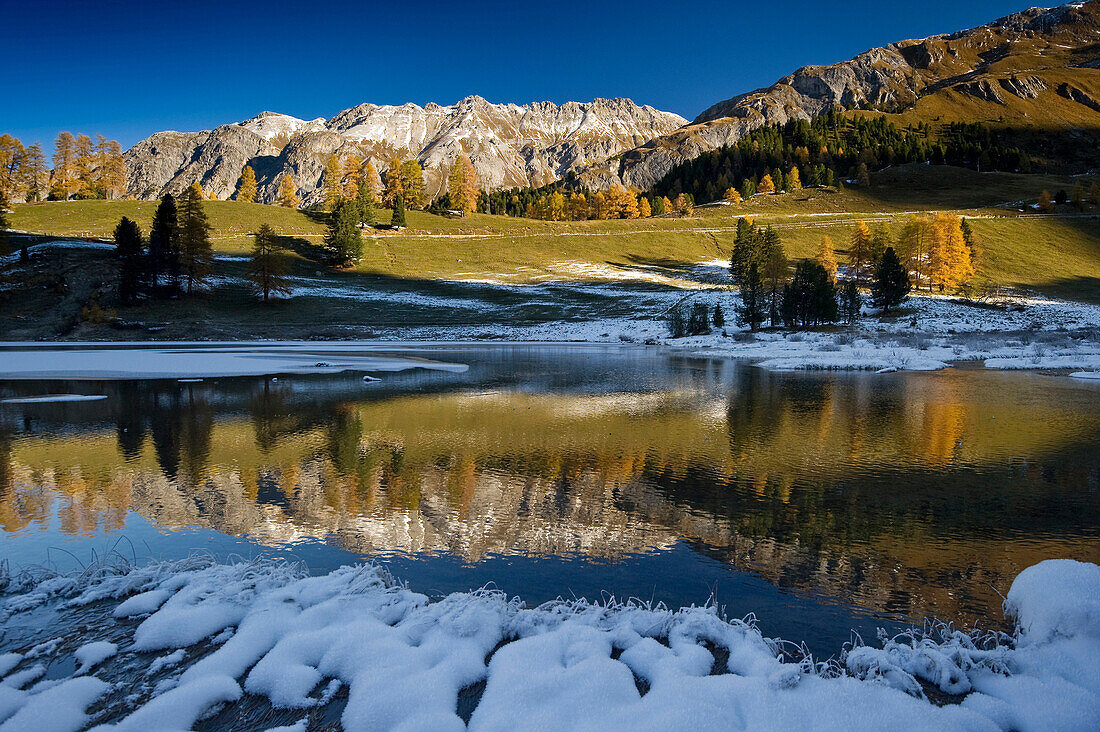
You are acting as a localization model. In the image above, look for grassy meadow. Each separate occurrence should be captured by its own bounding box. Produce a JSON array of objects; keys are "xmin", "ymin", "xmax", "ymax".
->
[{"xmin": 7, "ymin": 165, "xmax": 1100, "ymax": 302}]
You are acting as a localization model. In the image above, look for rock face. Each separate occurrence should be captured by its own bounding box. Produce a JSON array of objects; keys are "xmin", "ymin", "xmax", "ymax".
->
[
  {"xmin": 124, "ymin": 98, "xmax": 686, "ymax": 204},
  {"xmin": 598, "ymin": 1, "xmax": 1100, "ymax": 190}
]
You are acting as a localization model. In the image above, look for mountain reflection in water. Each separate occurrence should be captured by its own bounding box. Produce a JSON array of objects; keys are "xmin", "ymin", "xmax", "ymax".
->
[{"xmin": 1, "ymin": 346, "xmax": 1098, "ymax": 634}]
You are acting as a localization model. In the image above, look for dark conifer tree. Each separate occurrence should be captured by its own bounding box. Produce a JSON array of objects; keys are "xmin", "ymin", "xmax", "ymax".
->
[
  {"xmin": 688, "ymin": 302, "xmax": 711, "ymax": 335},
  {"xmin": 114, "ymin": 216, "xmax": 145, "ymax": 304},
  {"xmin": 737, "ymin": 263, "xmax": 766, "ymax": 331},
  {"xmin": 178, "ymin": 184, "xmax": 213, "ymax": 294},
  {"xmin": 324, "ymin": 199, "xmax": 363, "ymax": 267},
  {"xmin": 871, "ymin": 246, "xmax": 911, "ymax": 313},
  {"xmin": 149, "ymin": 194, "xmax": 179, "ymax": 292},
  {"xmin": 391, "ymin": 193, "xmax": 407, "ymax": 227},
  {"xmin": 357, "ymin": 178, "xmax": 375, "ymax": 226},
  {"xmin": 841, "ymin": 279, "xmax": 861, "ymax": 323},
  {"xmin": 246, "ymin": 223, "xmax": 291, "ymax": 302},
  {"xmin": 713, "ymin": 303, "xmax": 725, "ymax": 329}
]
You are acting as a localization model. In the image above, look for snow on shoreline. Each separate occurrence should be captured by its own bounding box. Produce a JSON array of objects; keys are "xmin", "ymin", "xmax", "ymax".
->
[{"xmin": 0, "ymin": 558, "xmax": 1096, "ymax": 730}]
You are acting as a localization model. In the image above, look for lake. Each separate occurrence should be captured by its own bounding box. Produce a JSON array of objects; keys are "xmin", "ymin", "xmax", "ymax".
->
[{"xmin": 1, "ymin": 344, "xmax": 1098, "ymax": 659}]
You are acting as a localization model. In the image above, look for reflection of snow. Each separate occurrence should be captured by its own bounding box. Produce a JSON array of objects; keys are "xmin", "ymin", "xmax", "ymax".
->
[{"xmin": 0, "ymin": 558, "xmax": 1095, "ymax": 730}]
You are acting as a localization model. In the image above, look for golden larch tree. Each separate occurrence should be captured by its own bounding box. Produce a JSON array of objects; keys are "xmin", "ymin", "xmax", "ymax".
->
[
  {"xmin": 277, "ymin": 173, "xmax": 299, "ymax": 208},
  {"xmin": 788, "ymin": 166, "xmax": 802, "ymax": 191},
  {"xmin": 929, "ymin": 214, "xmax": 974, "ymax": 292},
  {"xmin": 638, "ymin": 196, "xmax": 652, "ymax": 218},
  {"xmin": 342, "ymin": 155, "xmax": 362, "ymax": 199},
  {"xmin": 757, "ymin": 174, "xmax": 775, "ymax": 194},
  {"xmin": 237, "ymin": 166, "xmax": 257, "ymax": 203},
  {"xmin": 323, "ymin": 154, "xmax": 342, "ymax": 212},
  {"xmin": 724, "ymin": 187, "xmax": 741, "ymax": 204},
  {"xmin": 74, "ymin": 134, "xmax": 95, "ymax": 197},
  {"xmin": 382, "ymin": 157, "xmax": 405, "ymax": 207},
  {"xmin": 51, "ymin": 131, "xmax": 76, "ymax": 199},
  {"xmin": 817, "ymin": 235, "xmax": 838, "ymax": 282},
  {"xmin": 849, "ymin": 220, "xmax": 872, "ymax": 284}
]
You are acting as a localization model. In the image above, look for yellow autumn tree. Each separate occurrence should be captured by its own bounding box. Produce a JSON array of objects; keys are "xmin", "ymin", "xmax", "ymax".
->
[
  {"xmin": 323, "ymin": 154, "xmax": 342, "ymax": 212},
  {"xmin": 849, "ymin": 220, "xmax": 873, "ymax": 284},
  {"xmin": 1038, "ymin": 190, "xmax": 1052, "ymax": 212},
  {"xmin": 342, "ymin": 154, "xmax": 362, "ymax": 199},
  {"xmin": 566, "ymin": 192, "xmax": 587, "ymax": 220},
  {"xmin": 447, "ymin": 154, "xmax": 480, "ymax": 214},
  {"xmin": 724, "ymin": 187, "xmax": 741, "ymax": 204},
  {"xmin": 788, "ymin": 166, "xmax": 802, "ymax": 191},
  {"xmin": 546, "ymin": 191, "xmax": 566, "ymax": 221},
  {"xmin": 638, "ymin": 196, "xmax": 652, "ymax": 218},
  {"xmin": 362, "ymin": 161, "xmax": 381, "ymax": 201},
  {"xmin": 757, "ymin": 174, "xmax": 775, "ymax": 194},
  {"xmin": 237, "ymin": 165, "xmax": 257, "ymax": 203},
  {"xmin": 929, "ymin": 214, "xmax": 974, "ymax": 291},
  {"xmin": 817, "ymin": 235, "xmax": 838, "ymax": 281},
  {"xmin": 674, "ymin": 192, "xmax": 692, "ymax": 217},
  {"xmin": 277, "ymin": 173, "xmax": 299, "ymax": 208}
]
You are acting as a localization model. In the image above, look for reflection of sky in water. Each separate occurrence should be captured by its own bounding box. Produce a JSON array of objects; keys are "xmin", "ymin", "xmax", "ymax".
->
[{"xmin": 1, "ymin": 345, "xmax": 1099, "ymax": 658}]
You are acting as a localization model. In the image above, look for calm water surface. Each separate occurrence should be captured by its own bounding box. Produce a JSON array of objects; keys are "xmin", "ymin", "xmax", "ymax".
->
[{"xmin": 1, "ymin": 345, "xmax": 1098, "ymax": 657}]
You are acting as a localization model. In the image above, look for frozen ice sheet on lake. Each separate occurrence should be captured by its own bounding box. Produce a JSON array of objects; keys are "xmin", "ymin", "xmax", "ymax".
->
[{"xmin": 0, "ymin": 344, "xmax": 469, "ymax": 380}]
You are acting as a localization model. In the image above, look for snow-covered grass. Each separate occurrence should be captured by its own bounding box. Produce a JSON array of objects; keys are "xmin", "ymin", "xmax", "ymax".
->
[{"xmin": 0, "ymin": 557, "xmax": 1095, "ymax": 730}]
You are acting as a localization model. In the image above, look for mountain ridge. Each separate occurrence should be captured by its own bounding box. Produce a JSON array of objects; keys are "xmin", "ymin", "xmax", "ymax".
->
[
  {"xmin": 587, "ymin": 1, "xmax": 1100, "ymax": 190},
  {"xmin": 123, "ymin": 96, "xmax": 687, "ymax": 204}
]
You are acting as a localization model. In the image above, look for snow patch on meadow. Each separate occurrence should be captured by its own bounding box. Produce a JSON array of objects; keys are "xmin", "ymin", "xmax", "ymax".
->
[{"xmin": 0, "ymin": 558, "xmax": 1096, "ymax": 730}]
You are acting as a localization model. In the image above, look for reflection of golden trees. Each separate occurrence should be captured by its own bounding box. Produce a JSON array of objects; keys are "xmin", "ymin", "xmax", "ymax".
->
[{"xmin": 3, "ymin": 373, "xmax": 1099, "ymax": 628}]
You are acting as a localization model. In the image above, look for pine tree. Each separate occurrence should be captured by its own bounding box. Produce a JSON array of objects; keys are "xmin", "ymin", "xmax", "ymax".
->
[
  {"xmin": 816, "ymin": 235, "xmax": 838, "ymax": 281},
  {"xmin": 783, "ymin": 261, "xmax": 837, "ymax": 328},
  {"xmin": 763, "ymin": 236, "xmax": 788, "ymax": 327},
  {"xmin": 850, "ymin": 220, "xmax": 872, "ymax": 284},
  {"xmin": 277, "ymin": 174, "xmax": 299, "ymax": 208},
  {"xmin": 713, "ymin": 303, "xmax": 725, "ymax": 329},
  {"xmin": 870, "ymin": 222, "xmax": 891, "ymax": 264},
  {"xmin": 688, "ymin": 302, "xmax": 711, "ymax": 335},
  {"xmin": 148, "ymin": 194, "xmax": 179, "ymax": 292},
  {"xmin": 178, "ymin": 183, "xmax": 213, "ymax": 294},
  {"xmin": 356, "ymin": 177, "xmax": 375, "ymax": 226},
  {"xmin": 323, "ymin": 155, "xmax": 342, "ymax": 212},
  {"xmin": 666, "ymin": 304, "xmax": 686, "ymax": 338},
  {"xmin": 324, "ymin": 199, "xmax": 363, "ymax": 266},
  {"xmin": 246, "ymin": 223, "xmax": 291, "ymax": 302},
  {"xmin": 114, "ymin": 216, "xmax": 145, "ymax": 304},
  {"xmin": 840, "ymin": 279, "xmax": 860, "ymax": 323},
  {"xmin": 871, "ymin": 246, "xmax": 911, "ymax": 313},
  {"xmin": 391, "ymin": 193, "xmax": 407, "ymax": 227},
  {"xmin": 51, "ymin": 132, "xmax": 76, "ymax": 199},
  {"xmin": 738, "ymin": 263, "xmax": 766, "ymax": 331},
  {"xmin": 237, "ymin": 166, "xmax": 257, "ymax": 203}
]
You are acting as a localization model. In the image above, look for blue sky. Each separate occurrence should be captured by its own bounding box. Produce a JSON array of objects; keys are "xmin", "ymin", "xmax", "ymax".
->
[{"xmin": 1, "ymin": 0, "xmax": 1033, "ymax": 154}]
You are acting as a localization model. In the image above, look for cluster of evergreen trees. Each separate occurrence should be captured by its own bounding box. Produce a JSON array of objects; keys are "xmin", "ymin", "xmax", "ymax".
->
[
  {"xmin": 112, "ymin": 184, "xmax": 214, "ymax": 303},
  {"xmin": 723, "ymin": 218, "xmax": 914, "ymax": 333},
  {"xmin": 0, "ymin": 132, "xmax": 125, "ymax": 203},
  {"xmin": 651, "ymin": 113, "xmax": 1037, "ymax": 204},
  {"xmin": 113, "ymin": 185, "xmax": 293, "ymax": 304}
]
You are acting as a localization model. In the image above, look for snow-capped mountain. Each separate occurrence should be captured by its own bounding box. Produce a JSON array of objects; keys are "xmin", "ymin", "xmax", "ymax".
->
[{"xmin": 123, "ymin": 97, "xmax": 687, "ymax": 204}]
